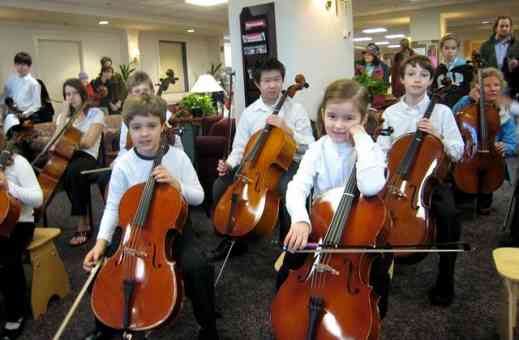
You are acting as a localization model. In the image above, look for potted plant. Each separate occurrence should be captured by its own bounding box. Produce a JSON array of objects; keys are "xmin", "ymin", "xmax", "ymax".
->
[
  {"xmin": 178, "ymin": 93, "xmax": 216, "ymax": 118},
  {"xmin": 354, "ymin": 71, "xmax": 389, "ymax": 109}
]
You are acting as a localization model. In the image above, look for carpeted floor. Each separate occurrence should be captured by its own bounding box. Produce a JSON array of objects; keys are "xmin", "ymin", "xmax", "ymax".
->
[{"xmin": 2, "ymin": 160, "xmax": 519, "ymax": 340}]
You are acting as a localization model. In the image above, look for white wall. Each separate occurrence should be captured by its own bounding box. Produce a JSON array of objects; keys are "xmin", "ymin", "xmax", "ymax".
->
[
  {"xmin": 0, "ymin": 20, "xmax": 128, "ymax": 102},
  {"xmin": 138, "ymin": 30, "xmax": 223, "ymax": 98},
  {"xmin": 229, "ymin": 0, "xmax": 354, "ymax": 120}
]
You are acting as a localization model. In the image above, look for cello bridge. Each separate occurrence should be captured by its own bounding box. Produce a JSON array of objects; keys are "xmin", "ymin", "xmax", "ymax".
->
[
  {"xmin": 314, "ymin": 263, "xmax": 339, "ymax": 275},
  {"xmin": 388, "ymin": 185, "xmax": 406, "ymax": 199},
  {"xmin": 123, "ymin": 247, "xmax": 148, "ymax": 259}
]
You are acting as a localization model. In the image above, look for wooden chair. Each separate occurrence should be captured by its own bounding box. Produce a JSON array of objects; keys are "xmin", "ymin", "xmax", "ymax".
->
[
  {"xmin": 26, "ymin": 228, "xmax": 70, "ymax": 319},
  {"xmin": 493, "ymin": 247, "xmax": 519, "ymax": 340}
]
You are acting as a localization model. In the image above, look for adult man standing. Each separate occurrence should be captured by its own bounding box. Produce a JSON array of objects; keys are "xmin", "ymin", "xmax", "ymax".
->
[
  {"xmin": 391, "ymin": 38, "xmax": 415, "ymax": 98},
  {"xmin": 480, "ymin": 16, "xmax": 519, "ymax": 98}
]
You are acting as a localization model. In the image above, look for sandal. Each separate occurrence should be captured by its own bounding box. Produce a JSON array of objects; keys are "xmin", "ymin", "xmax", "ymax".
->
[{"xmin": 68, "ymin": 228, "xmax": 92, "ymax": 247}]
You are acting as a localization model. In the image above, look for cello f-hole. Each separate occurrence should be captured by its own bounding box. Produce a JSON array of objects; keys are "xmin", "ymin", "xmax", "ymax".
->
[{"xmin": 344, "ymin": 258, "xmax": 360, "ymax": 295}]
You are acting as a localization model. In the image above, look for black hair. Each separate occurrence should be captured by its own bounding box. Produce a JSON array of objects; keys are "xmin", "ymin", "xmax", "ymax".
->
[
  {"xmin": 14, "ymin": 52, "xmax": 32, "ymax": 66},
  {"xmin": 100, "ymin": 56, "xmax": 112, "ymax": 66},
  {"xmin": 252, "ymin": 58, "xmax": 286, "ymax": 84}
]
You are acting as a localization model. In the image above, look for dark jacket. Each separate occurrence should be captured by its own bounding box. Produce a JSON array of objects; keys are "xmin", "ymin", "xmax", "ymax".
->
[
  {"xmin": 480, "ymin": 34, "xmax": 519, "ymax": 98},
  {"xmin": 432, "ymin": 57, "xmax": 474, "ymax": 108}
]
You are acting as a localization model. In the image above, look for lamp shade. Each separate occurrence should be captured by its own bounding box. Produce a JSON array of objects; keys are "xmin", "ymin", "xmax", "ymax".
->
[{"xmin": 191, "ymin": 74, "xmax": 224, "ymax": 93}]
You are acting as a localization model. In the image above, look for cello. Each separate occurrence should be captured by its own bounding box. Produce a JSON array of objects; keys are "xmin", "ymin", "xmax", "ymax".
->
[
  {"xmin": 271, "ymin": 163, "xmax": 389, "ymax": 340},
  {"xmin": 452, "ymin": 67, "xmax": 505, "ymax": 194},
  {"xmin": 91, "ymin": 142, "xmax": 187, "ymax": 332},
  {"xmin": 382, "ymin": 95, "xmax": 448, "ymax": 260},
  {"xmin": 212, "ymin": 75, "xmax": 308, "ymax": 238},
  {"xmin": 32, "ymin": 101, "xmax": 88, "ymax": 207},
  {"xmin": 0, "ymin": 149, "xmax": 21, "ymax": 238}
]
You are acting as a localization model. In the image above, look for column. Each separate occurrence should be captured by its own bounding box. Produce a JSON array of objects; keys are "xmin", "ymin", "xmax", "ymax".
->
[{"xmin": 228, "ymin": 0, "xmax": 355, "ymax": 121}]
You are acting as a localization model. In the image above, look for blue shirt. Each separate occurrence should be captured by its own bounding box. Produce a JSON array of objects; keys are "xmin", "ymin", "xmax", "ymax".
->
[{"xmin": 495, "ymin": 37, "xmax": 511, "ymax": 69}]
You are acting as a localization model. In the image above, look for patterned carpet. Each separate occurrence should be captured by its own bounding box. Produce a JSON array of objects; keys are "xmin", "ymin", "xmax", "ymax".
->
[{"xmin": 2, "ymin": 160, "xmax": 519, "ymax": 340}]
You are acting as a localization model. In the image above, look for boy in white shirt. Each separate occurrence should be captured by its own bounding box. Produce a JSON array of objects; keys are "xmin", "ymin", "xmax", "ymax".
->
[
  {"xmin": 377, "ymin": 55, "xmax": 465, "ymax": 307},
  {"xmin": 83, "ymin": 94, "xmax": 218, "ymax": 340},
  {"xmin": 210, "ymin": 58, "xmax": 315, "ymax": 261},
  {"xmin": 2, "ymin": 52, "xmax": 41, "ymax": 136}
]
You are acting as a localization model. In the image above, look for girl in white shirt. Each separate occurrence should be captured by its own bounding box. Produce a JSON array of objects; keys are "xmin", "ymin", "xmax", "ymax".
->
[
  {"xmin": 279, "ymin": 79, "xmax": 390, "ymax": 315},
  {"xmin": 0, "ymin": 137, "xmax": 43, "ymax": 340},
  {"xmin": 55, "ymin": 78, "xmax": 104, "ymax": 247}
]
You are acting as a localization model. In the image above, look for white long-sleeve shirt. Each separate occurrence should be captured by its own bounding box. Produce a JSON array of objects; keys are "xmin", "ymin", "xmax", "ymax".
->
[
  {"xmin": 226, "ymin": 96, "xmax": 314, "ymax": 168},
  {"xmin": 5, "ymin": 154, "xmax": 43, "ymax": 222},
  {"xmin": 97, "ymin": 145, "xmax": 204, "ymax": 243},
  {"xmin": 118, "ymin": 110, "xmax": 183, "ymax": 158},
  {"xmin": 3, "ymin": 73, "xmax": 41, "ymax": 118},
  {"xmin": 286, "ymin": 133, "xmax": 387, "ymax": 227},
  {"xmin": 376, "ymin": 94, "xmax": 464, "ymax": 162}
]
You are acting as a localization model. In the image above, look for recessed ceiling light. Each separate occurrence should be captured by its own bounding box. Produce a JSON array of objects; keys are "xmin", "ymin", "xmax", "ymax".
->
[
  {"xmin": 185, "ymin": 0, "xmax": 227, "ymax": 6},
  {"xmin": 98, "ymin": 20, "xmax": 109, "ymax": 25},
  {"xmin": 385, "ymin": 34, "xmax": 406, "ymax": 39},
  {"xmin": 388, "ymin": 44, "xmax": 401, "ymax": 48},
  {"xmin": 353, "ymin": 37, "xmax": 372, "ymax": 42},
  {"xmin": 374, "ymin": 41, "xmax": 389, "ymax": 45},
  {"xmin": 187, "ymin": 28, "xmax": 195, "ymax": 33},
  {"xmin": 362, "ymin": 27, "xmax": 387, "ymax": 34},
  {"xmin": 481, "ymin": 20, "xmax": 491, "ymax": 24}
]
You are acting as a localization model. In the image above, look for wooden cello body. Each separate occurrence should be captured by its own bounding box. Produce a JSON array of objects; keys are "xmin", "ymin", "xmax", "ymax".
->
[
  {"xmin": 212, "ymin": 75, "xmax": 308, "ymax": 239},
  {"xmin": 0, "ymin": 150, "xmax": 21, "ymax": 238},
  {"xmin": 383, "ymin": 97, "xmax": 447, "ymax": 259},
  {"xmin": 212, "ymin": 125, "xmax": 296, "ymax": 238},
  {"xmin": 453, "ymin": 101, "xmax": 504, "ymax": 194},
  {"xmin": 271, "ymin": 168, "xmax": 389, "ymax": 340},
  {"xmin": 91, "ymin": 145, "xmax": 187, "ymax": 331}
]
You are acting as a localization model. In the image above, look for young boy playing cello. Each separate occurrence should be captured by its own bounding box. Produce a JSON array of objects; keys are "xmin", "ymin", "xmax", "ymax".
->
[
  {"xmin": 83, "ymin": 94, "xmax": 218, "ymax": 340},
  {"xmin": 377, "ymin": 55, "xmax": 465, "ymax": 306},
  {"xmin": 210, "ymin": 57, "xmax": 315, "ymax": 261}
]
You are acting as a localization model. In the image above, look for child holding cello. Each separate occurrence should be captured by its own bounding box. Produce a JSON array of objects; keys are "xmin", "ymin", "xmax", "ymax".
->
[
  {"xmin": 210, "ymin": 57, "xmax": 314, "ymax": 260},
  {"xmin": 452, "ymin": 67, "xmax": 518, "ymax": 215},
  {"xmin": 0, "ymin": 131, "xmax": 43, "ymax": 339},
  {"xmin": 82, "ymin": 94, "xmax": 218, "ymax": 340},
  {"xmin": 377, "ymin": 55, "xmax": 465, "ymax": 306},
  {"xmin": 55, "ymin": 79, "xmax": 105, "ymax": 247},
  {"xmin": 278, "ymin": 79, "xmax": 391, "ymax": 315}
]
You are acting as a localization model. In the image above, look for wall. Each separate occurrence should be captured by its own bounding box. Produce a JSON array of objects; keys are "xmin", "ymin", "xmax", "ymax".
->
[
  {"xmin": 138, "ymin": 30, "xmax": 223, "ymax": 101},
  {"xmin": 229, "ymin": 0, "xmax": 354, "ymax": 120},
  {"xmin": 0, "ymin": 20, "xmax": 128, "ymax": 101}
]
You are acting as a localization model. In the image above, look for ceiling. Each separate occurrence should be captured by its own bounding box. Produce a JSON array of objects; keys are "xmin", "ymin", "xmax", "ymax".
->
[
  {"xmin": 0, "ymin": 0, "xmax": 228, "ymax": 35},
  {"xmin": 352, "ymin": 0, "xmax": 519, "ymax": 51},
  {"xmin": 0, "ymin": 0, "xmax": 517, "ymax": 41}
]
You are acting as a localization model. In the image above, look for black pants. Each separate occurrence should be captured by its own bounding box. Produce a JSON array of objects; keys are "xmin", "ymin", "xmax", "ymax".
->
[
  {"xmin": 94, "ymin": 220, "xmax": 216, "ymax": 335},
  {"xmin": 508, "ymin": 180, "xmax": 519, "ymax": 241},
  {"xmin": 211, "ymin": 161, "xmax": 300, "ymax": 238},
  {"xmin": 0, "ymin": 222, "xmax": 35, "ymax": 322},
  {"xmin": 454, "ymin": 188, "xmax": 493, "ymax": 211},
  {"xmin": 431, "ymin": 183, "xmax": 462, "ymax": 288},
  {"xmin": 63, "ymin": 151, "xmax": 98, "ymax": 216}
]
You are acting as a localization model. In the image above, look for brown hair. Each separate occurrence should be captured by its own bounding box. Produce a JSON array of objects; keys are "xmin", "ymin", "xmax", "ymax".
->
[
  {"xmin": 123, "ymin": 94, "xmax": 167, "ymax": 126},
  {"xmin": 62, "ymin": 78, "xmax": 93, "ymax": 116},
  {"xmin": 399, "ymin": 55, "xmax": 435, "ymax": 79},
  {"xmin": 316, "ymin": 79, "xmax": 369, "ymax": 137},
  {"xmin": 440, "ymin": 34, "xmax": 460, "ymax": 48},
  {"xmin": 493, "ymin": 16, "xmax": 512, "ymax": 33},
  {"xmin": 126, "ymin": 71, "xmax": 155, "ymax": 94}
]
